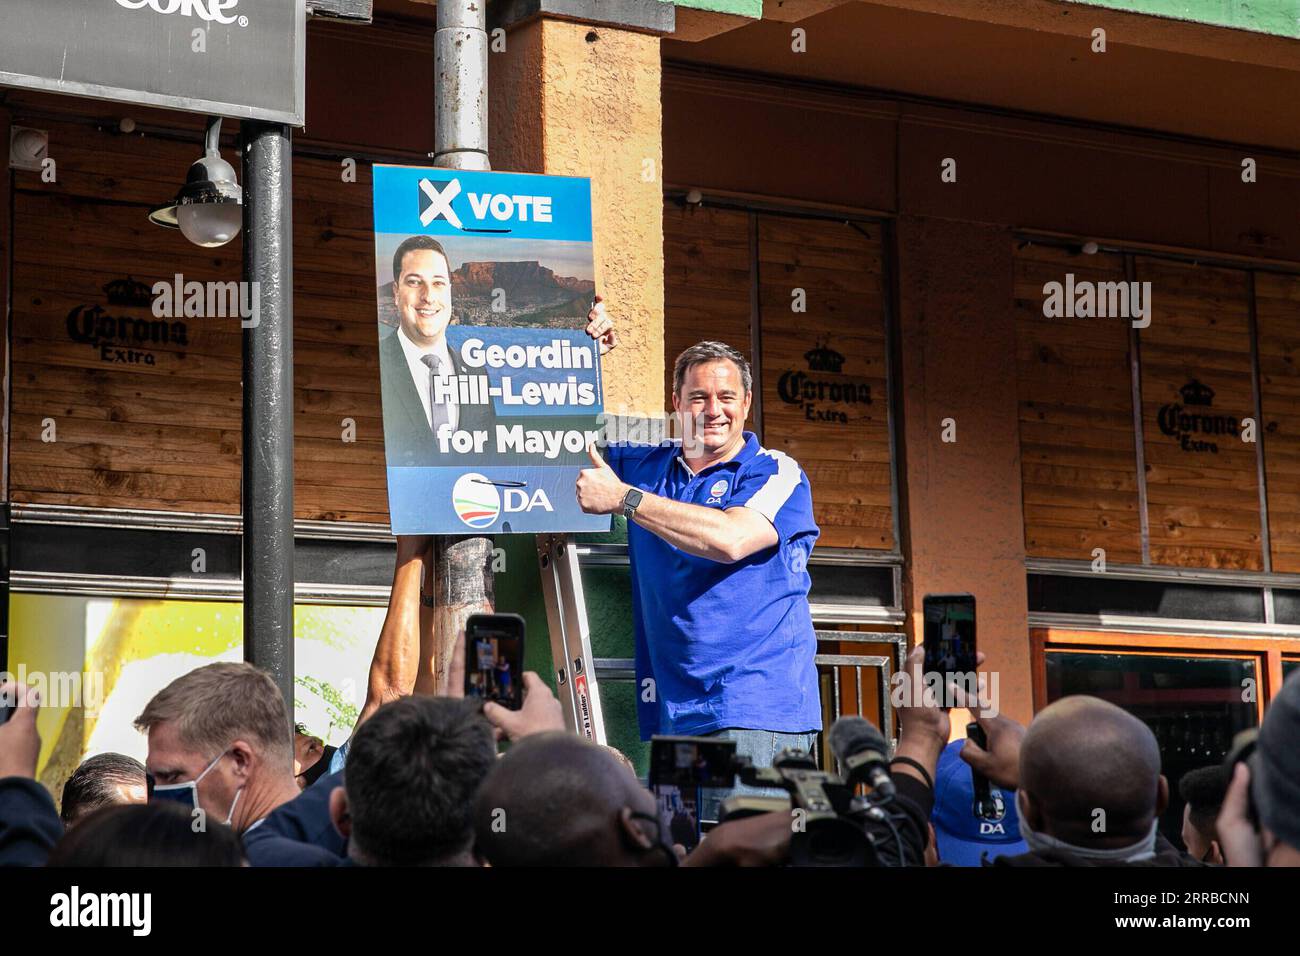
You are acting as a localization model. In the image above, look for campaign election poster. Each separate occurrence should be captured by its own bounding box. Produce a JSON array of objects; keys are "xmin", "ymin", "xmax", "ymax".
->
[{"xmin": 373, "ymin": 165, "xmax": 611, "ymax": 534}]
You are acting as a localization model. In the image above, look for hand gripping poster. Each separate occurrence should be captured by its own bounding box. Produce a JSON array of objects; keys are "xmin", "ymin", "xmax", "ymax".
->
[{"xmin": 373, "ymin": 166, "xmax": 611, "ymax": 534}]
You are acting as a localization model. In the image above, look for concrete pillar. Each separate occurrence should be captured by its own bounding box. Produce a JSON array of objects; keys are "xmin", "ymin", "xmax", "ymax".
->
[
  {"xmin": 490, "ymin": 16, "xmax": 665, "ymax": 417},
  {"xmin": 894, "ymin": 215, "xmax": 1034, "ymax": 726}
]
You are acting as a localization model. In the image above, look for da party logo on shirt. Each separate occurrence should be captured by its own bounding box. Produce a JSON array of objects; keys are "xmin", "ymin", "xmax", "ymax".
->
[
  {"xmin": 452, "ymin": 473, "xmax": 501, "ymax": 529},
  {"xmin": 706, "ymin": 479, "xmax": 729, "ymax": 504}
]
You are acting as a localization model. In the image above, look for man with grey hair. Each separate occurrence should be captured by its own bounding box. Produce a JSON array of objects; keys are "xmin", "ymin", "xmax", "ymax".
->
[
  {"xmin": 576, "ymin": 340, "xmax": 821, "ymax": 820},
  {"xmin": 134, "ymin": 661, "xmax": 299, "ymax": 835}
]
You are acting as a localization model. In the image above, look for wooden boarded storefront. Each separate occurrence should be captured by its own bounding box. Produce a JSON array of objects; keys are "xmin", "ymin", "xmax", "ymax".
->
[
  {"xmin": 7, "ymin": 103, "xmax": 389, "ymax": 523},
  {"xmin": 1016, "ymin": 239, "xmax": 1300, "ymax": 574}
]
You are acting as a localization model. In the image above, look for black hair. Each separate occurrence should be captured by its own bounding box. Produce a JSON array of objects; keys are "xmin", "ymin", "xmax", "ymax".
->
[
  {"xmin": 392, "ymin": 235, "xmax": 450, "ymax": 286},
  {"xmin": 46, "ymin": 802, "xmax": 244, "ymax": 867},
  {"xmin": 345, "ymin": 696, "xmax": 495, "ymax": 866},
  {"xmin": 60, "ymin": 753, "xmax": 146, "ymax": 825},
  {"xmin": 1179, "ymin": 764, "xmax": 1230, "ymax": 832}
]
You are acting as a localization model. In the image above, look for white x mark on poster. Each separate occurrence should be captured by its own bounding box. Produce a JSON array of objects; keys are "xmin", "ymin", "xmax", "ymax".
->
[{"xmin": 418, "ymin": 178, "xmax": 463, "ymax": 229}]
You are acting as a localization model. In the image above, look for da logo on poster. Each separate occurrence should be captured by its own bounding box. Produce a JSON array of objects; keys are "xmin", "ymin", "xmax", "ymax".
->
[{"xmin": 373, "ymin": 166, "xmax": 610, "ymax": 534}]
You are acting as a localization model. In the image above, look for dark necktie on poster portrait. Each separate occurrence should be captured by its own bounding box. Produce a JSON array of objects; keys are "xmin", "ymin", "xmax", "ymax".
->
[{"xmin": 420, "ymin": 353, "xmax": 453, "ymax": 437}]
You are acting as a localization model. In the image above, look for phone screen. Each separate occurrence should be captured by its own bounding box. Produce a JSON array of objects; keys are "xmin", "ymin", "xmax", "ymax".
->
[
  {"xmin": 923, "ymin": 593, "xmax": 977, "ymax": 676},
  {"xmin": 653, "ymin": 783, "xmax": 701, "ymax": 853},
  {"xmin": 648, "ymin": 736, "xmax": 737, "ymax": 789},
  {"xmin": 464, "ymin": 613, "xmax": 525, "ymax": 710}
]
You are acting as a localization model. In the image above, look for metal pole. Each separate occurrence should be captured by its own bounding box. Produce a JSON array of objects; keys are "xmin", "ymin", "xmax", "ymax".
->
[
  {"xmin": 241, "ymin": 121, "xmax": 295, "ymax": 713},
  {"xmin": 434, "ymin": 0, "xmax": 490, "ymax": 171},
  {"xmin": 431, "ymin": 0, "xmax": 493, "ymax": 687}
]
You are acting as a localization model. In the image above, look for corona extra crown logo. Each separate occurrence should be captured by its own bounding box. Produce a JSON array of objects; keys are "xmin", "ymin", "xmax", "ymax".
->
[
  {"xmin": 1179, "ymin": 379, "xmax": 1215, "ymax": 406},
  {"xmin": 803, "ymin": 339, "xmax": 845, "ymax": 374},
  {"xmin": 452, "ymin": 473, "xmax": 500, "ymax": 529},
  {"xmin": 103, "ymin": 277, "xmax": 153, "ymax": 308}
]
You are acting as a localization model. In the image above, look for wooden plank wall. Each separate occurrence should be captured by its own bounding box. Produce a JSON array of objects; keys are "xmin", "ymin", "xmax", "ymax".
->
[
  {"xmin": 662, "ymin": 204, "xmax": 896, "ymax": 551},
  {"xmin": 757, "ymin": 215, "xmax": 893, "ymax": 550},
  {"xmin": 1015, "ymin": 244, "xmax": 1142, "ymax": 563},
  {"xmin": 1014, "ymin": 242, "xmax": 1293, "ymax": 573},
  {"xmin": 661, "ymin": 204, "xmax": 752, "ymax": 408},
  {"xmin": 1136, "ymin": 257, "xmax": 1261, "ymax": 570},
  {"xmin": 1257, "ymin": 271, "xmax": 1300, "ymax": 573},
  {"xmin": 8, "ymin": 112, "xmax": 388, "ymax": 521}
]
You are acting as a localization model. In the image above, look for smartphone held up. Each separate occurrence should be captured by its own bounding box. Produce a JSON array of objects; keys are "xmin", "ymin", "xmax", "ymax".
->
[
  {"xmin": 464, "ymin": 613, "xmax": 526, "ymax": 711},
  {"xmin": 923, "ymin": 593, "xmax": 977, "ymax": 679}
]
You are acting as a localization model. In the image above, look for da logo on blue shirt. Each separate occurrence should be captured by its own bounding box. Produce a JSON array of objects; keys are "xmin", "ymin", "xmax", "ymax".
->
[{"xmin": 706, "ymin": 478, "xmax": 729, "ymax": 504}]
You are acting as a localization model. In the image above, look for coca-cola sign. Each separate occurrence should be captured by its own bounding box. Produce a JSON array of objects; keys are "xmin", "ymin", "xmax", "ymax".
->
[
  {"xmin": 0, "ymin": 0, "xmax": 303, "ymax": 125},
  {"xmin": 113, "ymin": 0, "xmax": 245, "ymax": 25}
]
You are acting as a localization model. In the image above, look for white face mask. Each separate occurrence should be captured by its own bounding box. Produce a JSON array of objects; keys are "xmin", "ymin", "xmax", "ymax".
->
[
  {"xmin": 1016, "ymin": 791, "xmax": 1158, "ymax": 863},
  {"xmin": 150, "ymin": 748, "xmax": 244, "ymax": 826}
]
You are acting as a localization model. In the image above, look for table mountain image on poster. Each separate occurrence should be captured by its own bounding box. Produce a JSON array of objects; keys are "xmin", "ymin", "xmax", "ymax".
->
[{"xmin": 453, "ymin": 261, "xmax": 594, "ymax": 327}]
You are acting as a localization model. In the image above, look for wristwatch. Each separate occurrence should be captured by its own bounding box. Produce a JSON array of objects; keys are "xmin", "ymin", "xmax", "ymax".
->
[{"xmin": 621, "ymin": 487, "xmax": 644, "ymax": 521}]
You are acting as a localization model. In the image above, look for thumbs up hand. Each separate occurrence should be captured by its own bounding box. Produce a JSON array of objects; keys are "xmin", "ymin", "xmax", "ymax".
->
[{"xmin": 576, "ymin": 444, "xmax": 629, "ymax": 515}]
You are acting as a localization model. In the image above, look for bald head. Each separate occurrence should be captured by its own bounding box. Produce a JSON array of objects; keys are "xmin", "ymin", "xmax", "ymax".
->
[
  {"xmin": 1020, "ymin": 696, "xmax": 1166, "ymax": 845},
  {"xmin": 473, "ymin": 732, "xmax": 661, "ymax": 866}
]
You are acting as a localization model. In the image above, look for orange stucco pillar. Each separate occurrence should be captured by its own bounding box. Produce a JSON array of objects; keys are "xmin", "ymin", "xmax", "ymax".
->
[
  {"xmin": 490, "ymin": 18, "xmax": 665, "ymax": 419},
  {"xmin": 895, "ymin": 215, "xmax": 1034, "ymax": 727}
]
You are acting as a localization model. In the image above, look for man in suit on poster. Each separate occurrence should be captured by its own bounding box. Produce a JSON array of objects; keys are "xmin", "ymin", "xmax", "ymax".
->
[{"xmin": 379, "ymin": 235, "xmax": 615, "ymax": 466}]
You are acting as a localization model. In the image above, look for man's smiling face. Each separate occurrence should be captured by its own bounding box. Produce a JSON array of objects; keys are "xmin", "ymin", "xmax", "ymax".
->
[
  {"xmin": 394, "ymin": 247, "xmax": 453, "ymax": 347},
  {"xmin": 673, "ymin": 359, "xmax": 751, "ymax": 459}
]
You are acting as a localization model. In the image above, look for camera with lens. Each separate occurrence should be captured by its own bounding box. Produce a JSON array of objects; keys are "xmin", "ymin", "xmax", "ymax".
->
[{"xmin": 648, "ymin": 717, "xmax": 924, "ymax": 867}]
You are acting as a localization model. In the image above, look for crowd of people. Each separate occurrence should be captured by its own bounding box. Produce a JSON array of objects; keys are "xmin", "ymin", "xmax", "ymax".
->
[{"xmin": 1, "ymin": 620, "xmax": 1297, "ymax": 867}]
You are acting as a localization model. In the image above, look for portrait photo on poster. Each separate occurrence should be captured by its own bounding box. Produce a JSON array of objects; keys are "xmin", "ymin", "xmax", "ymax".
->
[{"xmin": 372, "ymin": 166, "xmax": 611, "ymax": 535}]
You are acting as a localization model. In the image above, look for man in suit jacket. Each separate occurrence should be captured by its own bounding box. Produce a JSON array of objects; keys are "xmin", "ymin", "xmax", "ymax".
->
[{"xmin": 379, "ymin": 235, "xmax": 616, "ymax": 467}]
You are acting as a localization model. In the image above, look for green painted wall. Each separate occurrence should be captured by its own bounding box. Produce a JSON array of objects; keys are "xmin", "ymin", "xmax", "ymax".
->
[
  {"xmin": 1066, "ymin": 0, "xmax": 1300, "ymax": 37},
  {"xmin": 660, "ymin": 0, "xmax": 1300, "ymax": 36},
  {"xmin": 493, "ymin": 521, "xmax": 648, "ymax": 776},
  {"xmin": 663, "ymin": 0, "xmax": 763, "ymax": 19}
]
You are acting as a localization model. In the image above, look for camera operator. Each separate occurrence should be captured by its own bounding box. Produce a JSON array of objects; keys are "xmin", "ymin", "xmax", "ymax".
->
[{"xmin": 686, "ymin": 643, "xmax": 973, "ymax": 867}]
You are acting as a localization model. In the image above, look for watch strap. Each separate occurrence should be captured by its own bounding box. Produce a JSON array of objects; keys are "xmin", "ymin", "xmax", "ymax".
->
[{"xmin": 622, "ymin": 487, "xmax": 643, "ymax": 520}]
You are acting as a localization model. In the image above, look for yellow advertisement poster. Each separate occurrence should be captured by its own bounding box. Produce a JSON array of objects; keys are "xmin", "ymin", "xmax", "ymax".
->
[{"xmin": 7, "ymin": 595, "xmax": 383, "ymax": 800}]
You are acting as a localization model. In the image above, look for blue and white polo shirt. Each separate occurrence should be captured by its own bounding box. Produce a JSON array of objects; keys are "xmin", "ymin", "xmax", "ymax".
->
[{"xmin": 604, "ymin": 431, "xmax": 822, "ymax": 739}]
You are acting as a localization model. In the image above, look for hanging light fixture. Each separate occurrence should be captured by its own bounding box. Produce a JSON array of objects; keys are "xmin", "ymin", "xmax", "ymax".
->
[{"xmin": 149, "ymin": 116, "xmax": 243, "ymax": 248}]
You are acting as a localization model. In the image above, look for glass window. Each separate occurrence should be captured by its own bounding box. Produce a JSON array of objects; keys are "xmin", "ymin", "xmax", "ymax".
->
[{"xmin": 1045, "ymin": 651, "xmax": 1258, "ymax": 849}]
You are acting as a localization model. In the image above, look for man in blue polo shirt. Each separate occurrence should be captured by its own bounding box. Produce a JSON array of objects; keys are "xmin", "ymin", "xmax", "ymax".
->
[{"xmin": 577, "ymin": 341, "xmax": 821, "ymax": 819}]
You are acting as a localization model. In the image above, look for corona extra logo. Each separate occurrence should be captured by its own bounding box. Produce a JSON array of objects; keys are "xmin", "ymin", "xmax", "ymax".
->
[
  {"xmin": 1157, "ymin": 379, "xmax": 1238, "ymax": 454},
  {"xmin": 776, "ymin": 339, "xmax": 871, "ymax": 425}
]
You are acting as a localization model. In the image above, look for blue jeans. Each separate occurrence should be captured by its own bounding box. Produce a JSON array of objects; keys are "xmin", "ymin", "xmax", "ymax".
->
[{"xmin": 698, "ymin": 727, "xmax": 817, "ymax": 824}]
